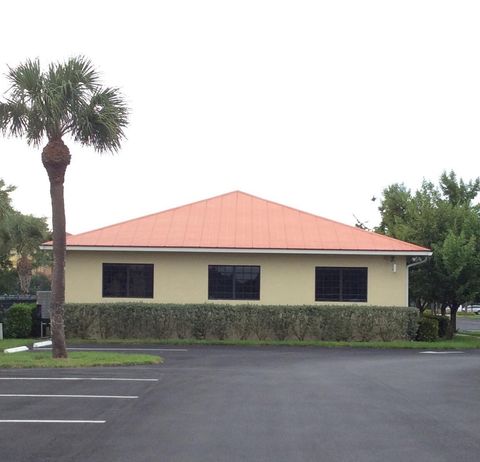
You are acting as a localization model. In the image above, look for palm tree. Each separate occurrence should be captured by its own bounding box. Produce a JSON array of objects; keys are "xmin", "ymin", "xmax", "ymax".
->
[{"xmin": 0, "ymin": 57, "xmax": 128, "ymax": 358}]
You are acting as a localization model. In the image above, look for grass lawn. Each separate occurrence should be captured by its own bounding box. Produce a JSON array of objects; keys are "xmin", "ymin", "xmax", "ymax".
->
[
  {"xmin": 0, "ymin": 351, "xmax": 163, "ymax": 368},
  {"xmin": 0, "ymin": 338, "xmax": 162, "ymax": 368},
  {"xmin": 0, "ymin": 338, "xmax": 38, "ymax": 349},
  {"xmin": 66, "ymin": 332, "xmax": 480, "ymax": 349}
]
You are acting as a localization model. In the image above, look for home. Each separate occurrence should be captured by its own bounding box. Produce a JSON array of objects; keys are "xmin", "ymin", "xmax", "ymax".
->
[{"xmin": 59, "ymin": 191, "xmax": 431, "ymax": 306}]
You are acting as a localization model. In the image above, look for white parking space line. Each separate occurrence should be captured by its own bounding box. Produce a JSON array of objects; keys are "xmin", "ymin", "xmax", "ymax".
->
[
  {"xmin": 0, "ymin": 420, "xmax": 105, "ymax": 424},
  {"xmin": 0, "ymin": 377, "xmax": 158, "ymax": 382},
  {"xmin": 0, "ymin": 394, "xmax": 138, "ymax": 399},
  {"xmin": 52, "ymin": 347, "xmax": 187, "ymax": 352},
  {"xmin": 420, "ymin": 351, "xmax": 465, "ymax": 354}
]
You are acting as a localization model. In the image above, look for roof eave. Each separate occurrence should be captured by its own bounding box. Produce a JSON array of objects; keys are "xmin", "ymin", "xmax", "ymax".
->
[{"xmin": 40, "ymin": 244, "xmax": 432, "ymax": 257}]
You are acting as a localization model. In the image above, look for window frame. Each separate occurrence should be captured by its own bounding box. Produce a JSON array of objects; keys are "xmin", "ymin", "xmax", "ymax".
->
[
  {"xmin": 315, "ymin": 266, "xmax": 368, "ymax": 302},
  {"xmin": 208, "ymin": 265, "xmax": 261, "ymax": 301},
  {"xmin": 102, "ymin": 263, "xmax": 154, "ymax": 299}
]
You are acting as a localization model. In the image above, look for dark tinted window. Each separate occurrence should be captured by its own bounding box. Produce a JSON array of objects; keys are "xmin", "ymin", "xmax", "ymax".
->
[
  {"xmin": 103, "ymin": 263, "xmax": 153, "ymax": 298},
  {"xmin": 315, "ymin": 267, "xmax": 367, "ymax": 302},
  {"xmin": 208, "ymin": 265, "xmax": 260, "ymax": 300}
]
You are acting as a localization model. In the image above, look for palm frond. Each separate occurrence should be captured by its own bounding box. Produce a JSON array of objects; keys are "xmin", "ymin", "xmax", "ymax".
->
[
  {"xmin": 7, "ymin": 59, "xmax": 43, "ymax": 104},
  {"xmin": 47, "ymin": 57, "xmax": 99, "ymax": 117},
  {"xmin": 58, "ymin": 56, "xmax": 99, "ymax": 90},
  {"xmin": 1, "ymin": 59, "xmax": 46, "ymax": 144},
  {"xmin": 73, "ymin": 87, "xmax": 129, "ymax": 152},
  {"xmin": 1, "ymin": 56, "xmax": 128, "ymax": 149},
  {"xmin": 0, "ymin": 99, "xmax": 30, "ymax": 137}
]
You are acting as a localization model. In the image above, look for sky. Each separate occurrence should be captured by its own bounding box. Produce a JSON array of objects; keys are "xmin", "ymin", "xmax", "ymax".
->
[{"xmin": 1, "ymin": 0, "xmax": 479, "ymax": 234}]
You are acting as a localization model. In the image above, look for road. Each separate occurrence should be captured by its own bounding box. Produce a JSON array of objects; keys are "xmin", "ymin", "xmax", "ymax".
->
[{"xmin": 1, "ymin": 346, "xmax": 479, "ymax": 462}]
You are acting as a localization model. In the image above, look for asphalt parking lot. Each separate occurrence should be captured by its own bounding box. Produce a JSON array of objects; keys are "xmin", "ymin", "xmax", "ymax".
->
[
  {"xmin": 1, "ymin": 346, "xmax": 480, "ymax": 462},
  {"xmin": 457, "ymin": 316, "xmax": 480, "ymax": 331}
]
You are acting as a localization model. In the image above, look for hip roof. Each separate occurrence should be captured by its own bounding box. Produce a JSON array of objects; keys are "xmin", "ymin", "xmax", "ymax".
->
[{"xmin": 58, "ymin": 191, "xmax": 430, "ymax": 255}]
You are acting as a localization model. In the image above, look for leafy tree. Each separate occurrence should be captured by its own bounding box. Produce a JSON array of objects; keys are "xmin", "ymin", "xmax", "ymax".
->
[
  {"xmin": 7, "ymin": 212, "xmax": 49, "ymax": 294},
  {"xmin": 0, "ymin": 180, "xmax": 15, "ymax": 270},
  {"xmin": 0, "ymin": 58, "xmax": 128, "ymax": 357},
  {"xmin": 30, "ymin": 273, "xmax": 51, "ymax": 293},
  {"xmin": 0, "ymin": 179, "xmax": 14, "ymax": 220},
  {"xmin": 377, "ymin": 183, "xmax": 412, "ymax": 239},
  {"xmin": 377, "ymin": 171, "xmax": 480, "ymax": 330},
  {"xmin": 0, "ymin": 180, "xmax": 51, "ymax": 295},
  {"xmin": 0, "ymin": 269, "xmax": 18, "ymax": 295},
  {"xmin": 439, "ymin": 171, "xmax": 480, "ymax": 206}
]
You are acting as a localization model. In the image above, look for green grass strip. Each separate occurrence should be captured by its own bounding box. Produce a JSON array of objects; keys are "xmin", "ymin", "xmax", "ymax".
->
[
  {"xmin": 4, "ymin": 332, "xmax": 480, "ymax": 357},
  {"xmin": 0, "ymin": 351, "xmax": 162, "ymax": 369},
  {"xmin": 66, "ymin": 334, "xmax": 480, "ymax": 349},
  {"xmin": 0, "ymin": 338, "xmax": 38, "ymax": 349}
]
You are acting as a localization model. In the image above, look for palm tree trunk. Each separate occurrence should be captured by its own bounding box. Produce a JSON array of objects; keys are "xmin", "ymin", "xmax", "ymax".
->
[
  {"xmin": 42, "ymin": 139, "xmax": 71, "ymax": 359},
  {"xmin": 17, "ymin": 255, "xmax": 33, "ymax": 294}
]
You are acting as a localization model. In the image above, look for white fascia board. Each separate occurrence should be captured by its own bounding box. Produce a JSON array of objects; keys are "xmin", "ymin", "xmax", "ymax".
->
[{"xmin": 41, "ymin": 245, "xmax": 432, "ymax": 257}]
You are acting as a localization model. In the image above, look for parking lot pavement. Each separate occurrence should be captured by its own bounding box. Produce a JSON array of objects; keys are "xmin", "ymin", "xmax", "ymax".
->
[
  {"xmin": 0, "ymin": 363, "xmax": 165, "ymax": 461},
  {"xmin": 457, "ymin": 316, "xmax": 480, "ymax": 331},
  {"xmin": 2, "ymin": 346, "xmax": 480, "ymax": 462}
]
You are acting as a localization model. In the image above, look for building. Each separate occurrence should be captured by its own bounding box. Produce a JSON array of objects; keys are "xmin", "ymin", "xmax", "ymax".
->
[{"xmin": 57, "ymin": 191, "xmax": 431, "ymax": 306}]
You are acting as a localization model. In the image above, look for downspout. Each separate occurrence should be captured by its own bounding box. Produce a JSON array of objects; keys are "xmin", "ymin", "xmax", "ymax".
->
[{"xmin": 406, "ymin": 257, "xmax": 429, "ymax": 307}]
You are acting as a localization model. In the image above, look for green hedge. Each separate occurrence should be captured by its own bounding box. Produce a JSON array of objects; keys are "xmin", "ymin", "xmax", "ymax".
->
[
  {"xmin": 64, "ymin": 303, "xmax": 419, "ymax": 342},
  {"xmin": 4, "ymin": 303, "xmax": 36, "ymax": 338},
  {"xmin": 423, "ymin": 314, "xmax": 453, "ymax": 339},
  {"xmin": 416, "ymin": 316, "xmax": 439, "ymax": 342}
]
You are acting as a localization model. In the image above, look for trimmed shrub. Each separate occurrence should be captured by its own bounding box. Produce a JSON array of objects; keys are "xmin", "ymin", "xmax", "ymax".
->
[
  {"xmin": 64, "ymin": 303, "xmax": 419, "ymax": 342},
  {"xmin": 416, "ymin": 317, "xmax": 439, "ymax": 342},
  {"xmin": 423, "ymin": 314, "xmax": 453, "ymax": 339},
  {"xmin": 4, "ymin": 303, "xmax": 36, "ymax": 338}
]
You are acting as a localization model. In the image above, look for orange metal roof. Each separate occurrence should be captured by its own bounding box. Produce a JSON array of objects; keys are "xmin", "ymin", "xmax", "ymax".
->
[{"xmin": 62, "ymin": 191, "xmax": 430, "ymax": 254}]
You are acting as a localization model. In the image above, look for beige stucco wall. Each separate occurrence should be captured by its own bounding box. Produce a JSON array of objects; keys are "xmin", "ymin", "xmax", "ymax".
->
[{"xmin": 65, "ymin": 251, "xmax": 408, "ymax": 306}]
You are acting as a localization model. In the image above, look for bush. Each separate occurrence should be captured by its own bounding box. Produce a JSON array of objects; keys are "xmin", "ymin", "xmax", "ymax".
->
[
  {"xmin": 423, "ymin": 314, "xmax": 453, "ymax": 339},
  {"xmin": 64, "ymin": 303, "xmax": 419, "ymax": 342},
  {"xmin": 4, "ymin": 303, "xmax": 36, "ymax": 338},
  {"xmin": 416, "ymin": 316, "xmax": 439, "ymax": 342}
]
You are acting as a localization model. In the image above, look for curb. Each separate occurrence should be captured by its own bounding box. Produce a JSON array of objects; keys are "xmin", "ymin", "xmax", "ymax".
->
[
  {"xmin": 33, "ymin": 340, "xmax": 53, "ymax": 349},
  {"xmin": 3, "ymin": 340, "xmax": 52, "ymax": 354},
  {"xmin": 4, "ymin": 346, "xmax": 29, "ymax": 354}
]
